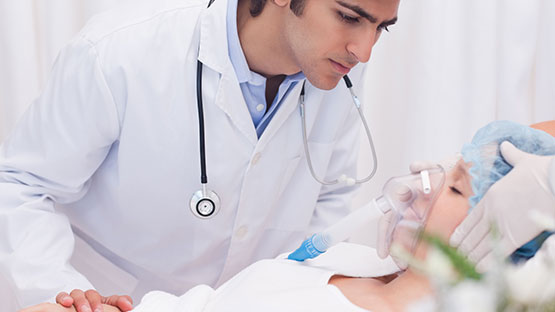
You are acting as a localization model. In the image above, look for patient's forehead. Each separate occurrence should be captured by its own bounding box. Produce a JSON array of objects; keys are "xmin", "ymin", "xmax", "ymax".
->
[
  {"xmin": 449, "ymin": 158, "xmax": 472, "ymax": 176},
  {"xmin": 450, "ymin": 159, "xmax": 470, "ymax": 177}
]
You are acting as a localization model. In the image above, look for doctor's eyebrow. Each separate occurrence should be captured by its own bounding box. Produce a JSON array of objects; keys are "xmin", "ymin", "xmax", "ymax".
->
[{"xmin": 335, "ymin": 1, "xmax": 398, "ymax": 26}]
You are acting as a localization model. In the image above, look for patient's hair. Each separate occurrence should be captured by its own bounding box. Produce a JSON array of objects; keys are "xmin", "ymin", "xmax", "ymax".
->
[
  {"xmin": 461, "ymin": 120, "xmax": 555, "ymax": 262},
  {"xmin": 249, "ymin": 0, "xmax": 306, "ymax": 17}
]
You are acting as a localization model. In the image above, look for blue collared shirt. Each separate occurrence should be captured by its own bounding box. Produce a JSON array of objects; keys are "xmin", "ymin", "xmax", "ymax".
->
[{"xmin": 226, "ymin": 0, "xmax": 305, "ymax": 138}]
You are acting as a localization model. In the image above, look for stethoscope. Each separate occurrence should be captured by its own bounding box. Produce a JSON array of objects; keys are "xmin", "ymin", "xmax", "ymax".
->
[
  {"xmin": 189, "ymin": 0, "xmax": 377, "ymax": 219},
  {"xmin": 190, "ymin": 61, "xmax": 378, "ymax": 219}
]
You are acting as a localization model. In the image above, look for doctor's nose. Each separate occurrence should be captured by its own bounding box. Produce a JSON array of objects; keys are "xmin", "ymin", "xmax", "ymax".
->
[{"xmin": 346, "ymin": 29, "xmax": 379, "ymax": 63}]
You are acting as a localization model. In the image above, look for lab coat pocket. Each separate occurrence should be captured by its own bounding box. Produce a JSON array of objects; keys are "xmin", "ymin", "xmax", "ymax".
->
[{"xmin": 275, "ymin": 155, "xmax": 302, "ymax": 200}]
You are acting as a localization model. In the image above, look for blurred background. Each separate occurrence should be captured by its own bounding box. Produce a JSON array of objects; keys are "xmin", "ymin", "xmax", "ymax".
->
[{"xmin": 0, "ymin": 0, "xmax": 554, "ymax": 308}]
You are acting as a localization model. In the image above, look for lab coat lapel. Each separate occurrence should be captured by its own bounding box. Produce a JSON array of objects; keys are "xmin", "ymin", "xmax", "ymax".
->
[
  {"xmin": 197, "ymin": 0, "xmax": 258, "ymax": 145},
  {"xmin": 257, "ymin": 82, "xmax": 303, "ymax": 149},
  {"xmin": 215, "ymin": 72, "xmax": 258, "ymax": 145},
  {"xmin": 258, "ymin": 82, "xmax": 324, "ymax": 150}
]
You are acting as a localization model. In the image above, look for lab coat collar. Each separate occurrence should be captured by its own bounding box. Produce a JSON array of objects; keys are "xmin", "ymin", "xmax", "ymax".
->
[
  {"xmin": 198, "ymin": 0, "xmax": 232, "ymax": 76},
  {"xmin": 198, "ymin": 0, "xmax": 259, "ymax": 144}
]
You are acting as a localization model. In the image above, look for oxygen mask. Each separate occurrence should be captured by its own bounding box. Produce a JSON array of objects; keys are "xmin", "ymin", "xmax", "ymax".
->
[{"xmin": 288, "ymin": 167, "xmax": 446, "ymax": 261}]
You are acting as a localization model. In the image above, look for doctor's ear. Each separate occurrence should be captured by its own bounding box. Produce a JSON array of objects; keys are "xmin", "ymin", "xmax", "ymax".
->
[
  {"xmin": 271, "ymin": 0, "xmax": 290, "ymax": 8},
  {"xmin": 272, "ymin": 0, "xmax": 306, "ymax": 17}
]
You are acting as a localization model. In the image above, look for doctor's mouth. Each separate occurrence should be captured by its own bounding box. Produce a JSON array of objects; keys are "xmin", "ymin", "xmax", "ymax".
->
[{"xmin": 330, "ymin": 59, "xmax": 354, "ymax": 75}]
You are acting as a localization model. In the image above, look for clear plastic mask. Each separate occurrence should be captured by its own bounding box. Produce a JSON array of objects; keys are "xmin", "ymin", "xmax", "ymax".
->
[{"xmin": 376, "ymin": 167, "xmax": 446, "ymax": 255}]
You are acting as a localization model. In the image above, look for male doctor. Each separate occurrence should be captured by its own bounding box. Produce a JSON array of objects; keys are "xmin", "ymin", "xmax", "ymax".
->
[{"xmin": 0, "ymin": 0, "xmax": 400, "ymax": 311}]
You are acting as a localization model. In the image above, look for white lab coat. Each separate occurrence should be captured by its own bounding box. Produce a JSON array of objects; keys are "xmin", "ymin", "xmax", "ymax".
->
[{"xmin": 0, "ymin": 0, "xmax": 366, "ymax": 308}]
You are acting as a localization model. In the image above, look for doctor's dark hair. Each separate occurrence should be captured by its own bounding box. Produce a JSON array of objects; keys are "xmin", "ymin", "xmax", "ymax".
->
[{"xmin": 249, "ymin": 0, "xmax": 306, "ymax": 17}]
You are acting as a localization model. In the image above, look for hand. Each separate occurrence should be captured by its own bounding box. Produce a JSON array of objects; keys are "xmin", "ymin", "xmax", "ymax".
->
[
  {"xmin": 450, "ymin": 141, "xmax": 555, "ymax": 271},
  {"xmin": 56, "ymin": 289, "xmax": 133, "ymax": 312}
]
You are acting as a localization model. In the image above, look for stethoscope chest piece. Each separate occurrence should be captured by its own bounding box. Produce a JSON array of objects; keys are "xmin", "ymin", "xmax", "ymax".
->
[{"xmin": 190, "ymin": 188, "xmax": 221, "ymax": 218}]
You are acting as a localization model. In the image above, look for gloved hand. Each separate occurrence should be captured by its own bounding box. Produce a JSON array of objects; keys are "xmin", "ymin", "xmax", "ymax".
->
[
  {"xmin": 376, "ymin": 153, "xmax": 461, "ymax": 260},
  {"xmin": 450, "ymin": 141, "xmax": 555, "ymax": 271}
]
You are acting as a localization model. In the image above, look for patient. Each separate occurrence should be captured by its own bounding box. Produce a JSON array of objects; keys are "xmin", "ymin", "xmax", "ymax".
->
[{"xmin": 21, "ymin": 120, "xmax": 555, "ymax": 312}]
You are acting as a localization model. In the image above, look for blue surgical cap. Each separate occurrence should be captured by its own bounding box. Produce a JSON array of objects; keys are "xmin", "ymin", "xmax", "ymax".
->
[{"xmin": 461, "ymin": 120, "xmax": 555, "ymax": 262}]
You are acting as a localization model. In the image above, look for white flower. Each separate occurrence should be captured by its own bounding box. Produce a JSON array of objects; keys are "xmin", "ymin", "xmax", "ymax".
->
[
  {"xmin": 424, "ymin": 247, "xmax": 457, "ymax": 283},
  {"xmin": 400, "ymin": 232, "xmax": 555, "ymax": 311},
  {"xmin": 441, "ymin": 280, "xmax": 497, "ymax": 312},
  {"xmin": 505, "ymin": 256, "xmax": 555, "ymax": 305},
  {"xmin": 390, "ymin": 243, "xmax": 457, "ymax": 283},
  {"xmin": 406, "ymin": 295, "xmax": 437, "ymax": 312}
]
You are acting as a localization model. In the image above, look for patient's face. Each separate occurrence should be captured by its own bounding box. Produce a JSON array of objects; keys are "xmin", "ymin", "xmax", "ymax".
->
[
  {"xmin": 389, "ymin": 160, "xmax": 474, "ymax": 257},
  {"xmin": 392, "ymin": 159, "xmax": 474, "ymax": 261},
  {"xmin": 424, "ymin": 159, "xmax": 474, "ymax": 239}
]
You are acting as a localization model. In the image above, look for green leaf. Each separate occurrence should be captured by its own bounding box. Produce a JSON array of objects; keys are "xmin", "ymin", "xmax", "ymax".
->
[{"xmin": 421, "ymin": 233, "xmax": 482, "ymax": 281}]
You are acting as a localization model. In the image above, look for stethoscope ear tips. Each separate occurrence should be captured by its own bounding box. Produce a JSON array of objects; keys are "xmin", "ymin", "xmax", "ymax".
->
[{"xmin": 190, "ymin": 189, "xmax": 221, "ymax": 219}]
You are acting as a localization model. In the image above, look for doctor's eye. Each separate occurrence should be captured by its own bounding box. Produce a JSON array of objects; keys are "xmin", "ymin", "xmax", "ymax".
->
[
  {"xmin": 449, "ymin": 186, "xmax": 463, "ymax": 196},
  {"xmin": 377, "ymin": 24, "xmax": 390, "ymax": 32},
  {"xmin": 338, "ymin": 11, "xmax": 360, "ymax": 24}
]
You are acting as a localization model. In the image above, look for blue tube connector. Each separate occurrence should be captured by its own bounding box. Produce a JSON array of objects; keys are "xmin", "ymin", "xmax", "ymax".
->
[{"xmin": 287, "ymin": 234, "xmax": 329, "ymax": 261}]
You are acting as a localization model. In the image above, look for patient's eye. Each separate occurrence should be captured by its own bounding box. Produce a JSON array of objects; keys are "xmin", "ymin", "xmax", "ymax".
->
[{"xmin": 450, "ymin": 186, "xmax": 463, "ymax": 196}]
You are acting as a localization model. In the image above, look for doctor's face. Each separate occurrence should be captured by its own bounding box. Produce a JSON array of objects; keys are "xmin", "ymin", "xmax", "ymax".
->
[{"xmin": 282, "ymin": 0, "xmax": 399, "ymax": 90}]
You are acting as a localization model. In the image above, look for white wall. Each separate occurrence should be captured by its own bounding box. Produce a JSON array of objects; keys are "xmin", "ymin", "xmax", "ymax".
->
[{"xmin": 0, "ymin": 0, "xmax": 127, "ymax": 141}]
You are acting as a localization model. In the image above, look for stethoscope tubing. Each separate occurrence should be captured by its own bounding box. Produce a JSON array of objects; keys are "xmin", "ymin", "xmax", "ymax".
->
[
  {"xmin": 196, "ymin": 60, "xmax": 208, "ymax": 185},
  {"xmin": 191, "ymin": 0, "xmax": 378, "ymax": 219},
  {"xmin": 196, "ymin": 63, "xmax": 378, "ymax": 189},
  {"xmin": 299, "ymin": 76, "xmax": 378, "ymax": 185}
]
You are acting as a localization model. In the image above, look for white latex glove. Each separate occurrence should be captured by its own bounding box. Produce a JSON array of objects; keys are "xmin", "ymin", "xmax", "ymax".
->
[
  {"xmin": 376, "ymin": 153, "xmax": 461, "ymax": 260},
  {"xmin": 450, "ymin": 141, "xmax": 555, "ymax": 272}
]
